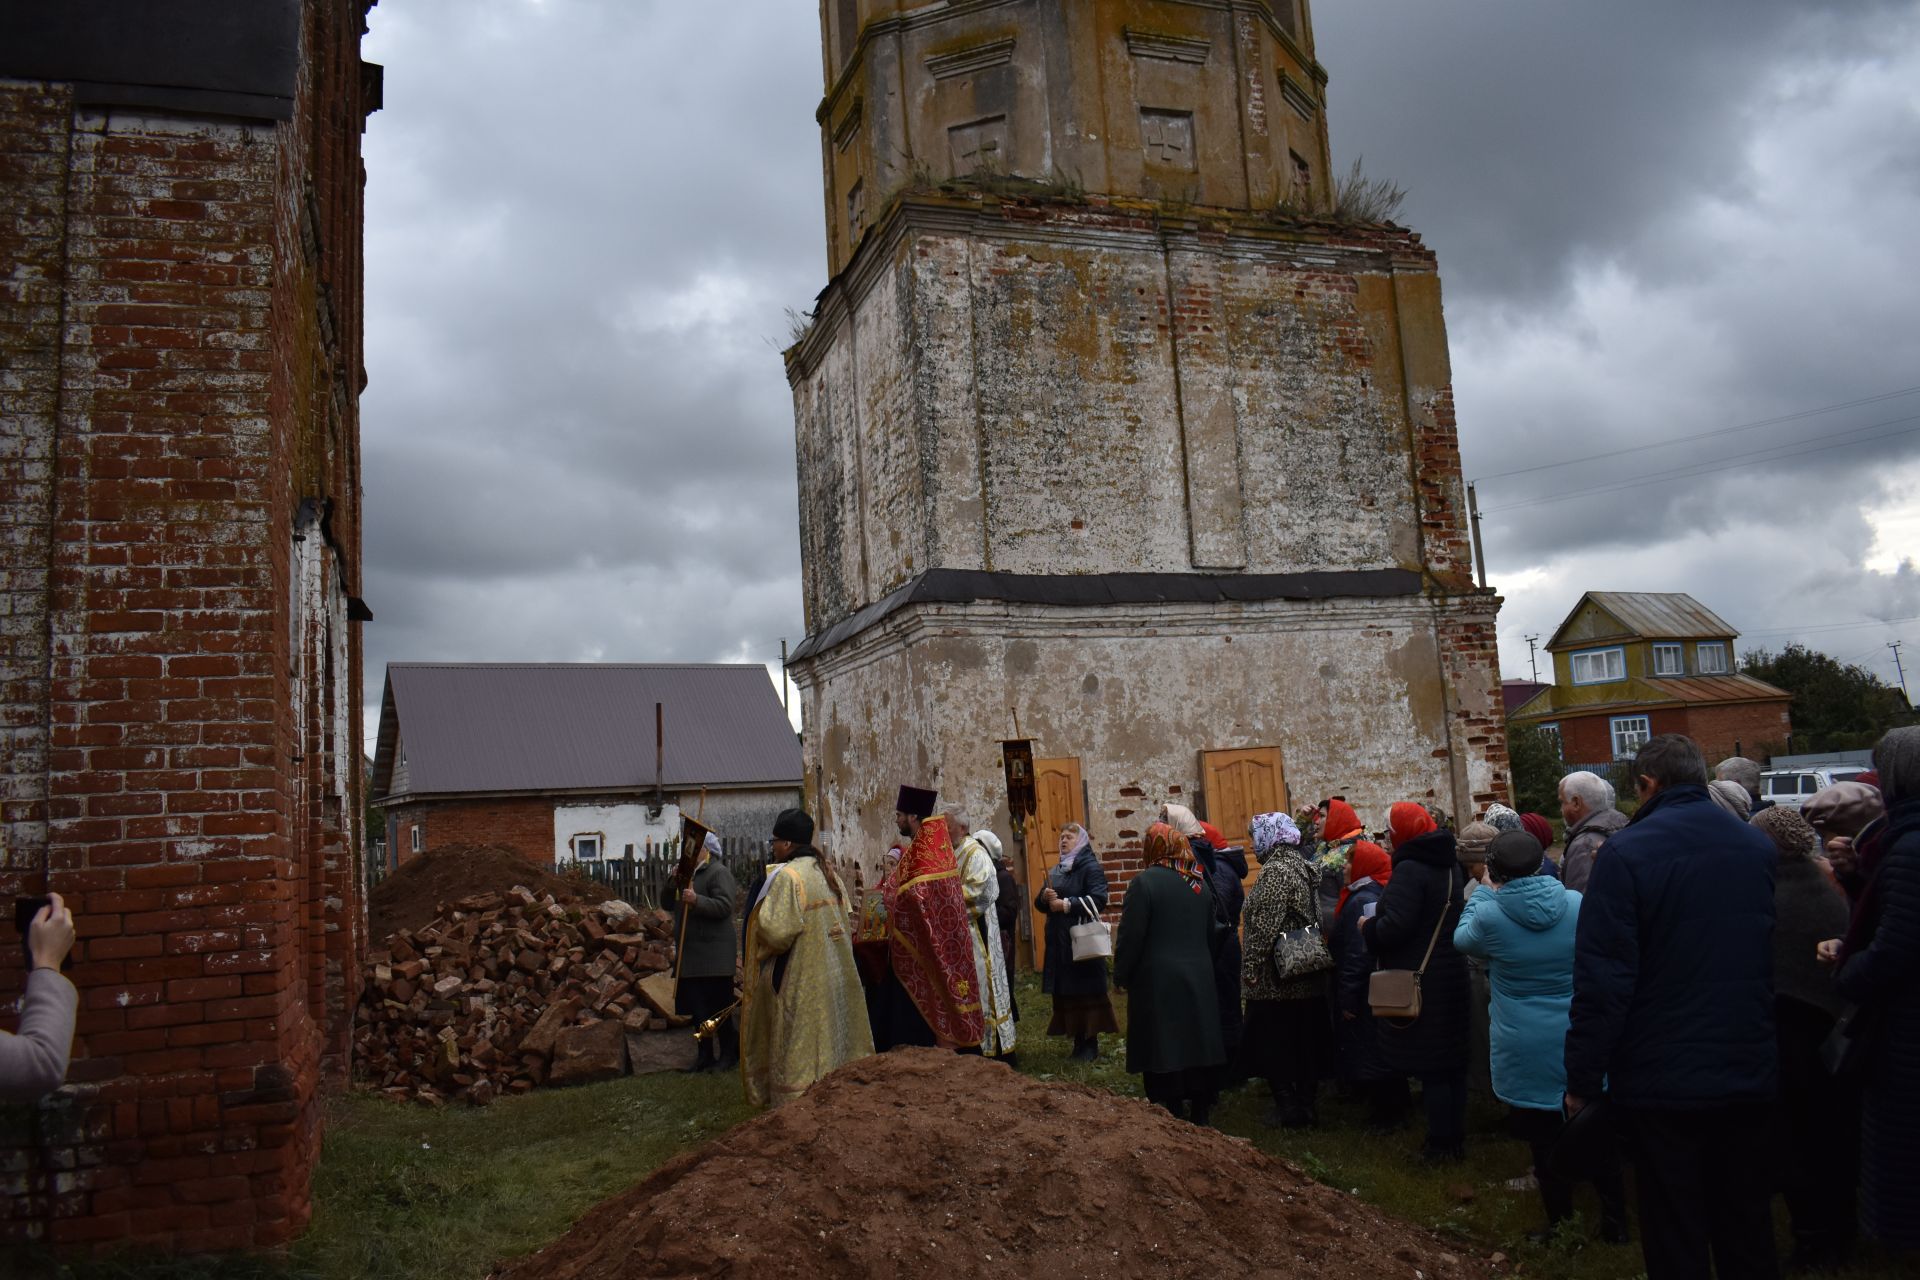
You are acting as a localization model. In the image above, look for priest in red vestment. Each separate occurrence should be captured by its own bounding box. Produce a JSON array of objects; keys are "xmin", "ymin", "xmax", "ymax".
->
[{"xmin": 873, "ymin": 785, "xmax": 985, "ymax": 1051}]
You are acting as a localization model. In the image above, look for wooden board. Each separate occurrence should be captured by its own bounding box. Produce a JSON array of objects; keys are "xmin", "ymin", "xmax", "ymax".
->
[
  {"xmin": 1024, "ymin": 756, "xmax": 1084, "ymax": 972},
  {"xmin": 1200, "ymin": 746, "xmax": 1289, "ymax": 891}
]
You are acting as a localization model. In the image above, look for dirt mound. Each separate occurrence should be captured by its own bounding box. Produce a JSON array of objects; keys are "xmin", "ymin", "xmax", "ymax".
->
[
  {"xmin": 491, "ymin": 1050, "xmax": 1491, "ymax": 1280},
  {"xmin": 369, "ymin": 843, "xmax": 589, "ymax": 940}
]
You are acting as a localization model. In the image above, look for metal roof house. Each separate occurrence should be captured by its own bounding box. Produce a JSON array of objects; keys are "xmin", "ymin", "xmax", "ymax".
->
[
  {"xmin": 369, "ymin": 664, "xmax": 803, "ymax": 870},
  {"xmin": 1510, "ymin": 593, "xmax": 1792, "ymax": 766}
]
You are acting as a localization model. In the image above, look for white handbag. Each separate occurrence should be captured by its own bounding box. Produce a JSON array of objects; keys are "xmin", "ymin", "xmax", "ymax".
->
[{"xmin": 1069, "ymin": 917, "xmax": 1112, "ymax": 962}]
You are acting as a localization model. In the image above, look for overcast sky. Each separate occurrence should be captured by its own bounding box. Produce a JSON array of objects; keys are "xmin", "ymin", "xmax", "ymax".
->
[{"xmin": 357, "ymin": 0, "xmax": 1920, "ymax": 743}]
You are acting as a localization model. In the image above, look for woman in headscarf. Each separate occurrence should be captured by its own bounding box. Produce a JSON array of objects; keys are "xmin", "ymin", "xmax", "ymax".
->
[
  {"xmin": 1312, "ymin": 798, "xmax": 1369, "ymax": 933},
  {"xmin": 1162, "ymin": 802, "xmax": 1245, "ymax": 1064},
  {"xmin": 1035, "ymin": 822, "xmax": 1119, "ymax": 1061},
  {"xmin": 1240, "ymin": 811, "xmax": 1332, "ymax": 1128},
  {"xmin": 1518, "ymin": 813, "xmax": 1563, "ymax": 881},
  {"xmin": 1365, "ymin": 802, "xmax": 1471, "ymax": 1163},
  {"xmin": 1114, "ymin": 822, "xmax": 1226, "ymax": 1124},
  {"xmin": 1821, "ymin": 726, "xmax": 1920, "ymax": 1255},
  {"xmin": 1753, "ymin": 805, "xmax": 1857, "ymax": 1270},
  {"xmin": 1331, "ymin": 836, "xmax": 1407, "ymax": 1130}
]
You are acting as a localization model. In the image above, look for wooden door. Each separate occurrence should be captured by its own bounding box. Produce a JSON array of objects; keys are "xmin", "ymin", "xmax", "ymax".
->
[
  {"xmin": 1201, "ymin": 746, "xmax": 1289, "ymax": 890},
  {"xmin": 1024, "ymin": 756, "xmax": 1084, "ymax": 972}
]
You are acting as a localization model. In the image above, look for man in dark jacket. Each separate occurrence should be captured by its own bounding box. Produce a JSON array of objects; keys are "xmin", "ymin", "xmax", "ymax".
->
[{"xmin": 1564, "ymin": 734, "xmax": 1780, "ymax": 1280}]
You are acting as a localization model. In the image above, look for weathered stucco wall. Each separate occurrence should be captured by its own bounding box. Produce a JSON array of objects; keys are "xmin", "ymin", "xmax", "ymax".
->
[
  {"xmin": 795, "ymin": 592, "xmax": 1505, "ymax": 890},
  {"xmin": 792, "ymin": 201, "xmax": 1466, "ymax": 632}
]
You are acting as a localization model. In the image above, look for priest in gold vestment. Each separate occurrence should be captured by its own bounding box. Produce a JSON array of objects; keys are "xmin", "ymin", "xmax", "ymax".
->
[{"xmin": 740, "ymin": 808, "xmax": 873, "ymax": 1107}]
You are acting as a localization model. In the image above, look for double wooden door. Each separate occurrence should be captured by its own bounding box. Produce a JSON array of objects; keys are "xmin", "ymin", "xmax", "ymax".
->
[{"xmin": 1200, "ymin": 746, "xmax": 1289, "ymax": 890}]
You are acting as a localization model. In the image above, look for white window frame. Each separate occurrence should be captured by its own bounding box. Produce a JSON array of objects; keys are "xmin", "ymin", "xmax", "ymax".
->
[
  {"xmin": 1651, "ymin": 643, "xmax": 1684, "ymax": 676},
  {"xmin": 1610, "ymin": 715, "xmax": 1651, "ymax": 759},
  {"xmin": 409, "ymin": 825, "xmax": 422, "ymax": 854},
  {"xmin": 1696, "ymin": 642, "xmax": 1729, "ymax": 675},
  {"xmin": 1571, "ymin": 646, "xmax": 1627, "ymax": 685},
  {"xmin": 572, "ymin": 832, "xmax": 604, "ymax": 862}
]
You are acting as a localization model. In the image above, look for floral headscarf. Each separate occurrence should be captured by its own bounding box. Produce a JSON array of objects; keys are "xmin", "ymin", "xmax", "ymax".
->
[
  {"xmin": 1483, "ymin": 803, "xmax": 1522, "ymax": 833},
  {"xmin": 1143, "ymin": 822, "xmax": 1206, "ymax": 892},
  {"xmin": 1250, "ymin": 811, "xmax": 1302, "ymax": 863}
]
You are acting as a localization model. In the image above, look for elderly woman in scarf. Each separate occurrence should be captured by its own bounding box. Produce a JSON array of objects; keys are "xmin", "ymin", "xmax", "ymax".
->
[
  {"xmin": 1240, "ymin": 811, "xmax": 1333, "ymax": 1128},
  {"xmin": 1752, "ymin": 806, "xmax": 1858, "ymax": 1269},
  {"xmin": 1331, "ymin": 836, "xmax": 1409, "ymax": 1130},
  {"xmin": 1035, "ymin": 822, "xmax": 1119, "ymax": 1061},
  {"xmin": 1819, "ymin": 726, "xmax": 1920, "ymax": 1255},
  {"xmin": 1162, "ymin": 802, "xmax": 1246, "ymax": 1064},
  {"xmin": 1312, "ymin": 798, "xmax": 1369, "ymax": 932},
  {"xmin": 1114, "ymin": 822, "xmax": 1227, "ymax": 1124}
]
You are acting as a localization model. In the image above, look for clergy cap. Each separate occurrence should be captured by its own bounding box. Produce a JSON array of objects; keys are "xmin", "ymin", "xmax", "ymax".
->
[{"xmin": 895, "ymin": 785, "xmax": 938, "ymax": 819}]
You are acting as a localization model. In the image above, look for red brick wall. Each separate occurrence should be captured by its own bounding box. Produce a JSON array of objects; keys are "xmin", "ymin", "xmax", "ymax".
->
[
  {"xmin": 0, "ymin": 0, "xmax": 373, "ymax": 1252},
  {"xmin": 1553, "ymin": 700, "xmax": 1793, "ymax": 769},
  {"xmin": 385, "ymin": 796, "xmax": 557, "ymax": 869}
]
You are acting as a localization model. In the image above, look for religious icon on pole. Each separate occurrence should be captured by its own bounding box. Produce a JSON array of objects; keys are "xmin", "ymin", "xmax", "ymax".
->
[{"xmin": 1001, "ymin": 739, "xmax": 1036, "ymax": 836}]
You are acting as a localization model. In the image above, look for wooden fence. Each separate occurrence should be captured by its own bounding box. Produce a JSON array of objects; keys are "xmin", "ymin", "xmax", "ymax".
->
[{"xmin": 574, "ymin": 836, "xmax": 770, "ymax": 913}]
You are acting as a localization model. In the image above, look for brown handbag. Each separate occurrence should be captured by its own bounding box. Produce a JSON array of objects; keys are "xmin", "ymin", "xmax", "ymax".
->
[{"xmin": 1367, "ymin": 867, "xmax": 1454, "ymax": 1020}]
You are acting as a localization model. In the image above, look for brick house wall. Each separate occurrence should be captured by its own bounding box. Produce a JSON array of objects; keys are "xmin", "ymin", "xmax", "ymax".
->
[
  {"xmin": 1553, "ymin": 701, "xmax": 1792, "ymax": 770},
  {"xmin": 0, "ymin": 0, "xmax": 374, "ymax": 1252}
]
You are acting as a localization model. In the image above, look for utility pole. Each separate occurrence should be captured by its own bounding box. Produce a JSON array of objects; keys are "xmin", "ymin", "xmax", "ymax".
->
[
  {"xmin": 1893, "ymin": 640, "xmax": 1911, "ymax": 708},
  {"xmin": 780, "ymin": 638, "xmax": 790, "ymax": 718},
  {"xmin": 1524, "ymin": 634, "xmax": 1541, "ymax": 683},
  {"xmin": 1466, "ymin": 482, "xmax": 1488, "ymax": 590}
]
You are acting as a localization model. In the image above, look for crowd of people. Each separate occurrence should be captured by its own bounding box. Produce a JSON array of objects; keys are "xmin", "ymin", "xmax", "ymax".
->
[
  {"xmin": 732, "ymin": 727, "xmax": 1919, "ymax": 1280},
  {"xmin": 11, "ymin": 728, "xmax": 1912, "ymax": 1275}
]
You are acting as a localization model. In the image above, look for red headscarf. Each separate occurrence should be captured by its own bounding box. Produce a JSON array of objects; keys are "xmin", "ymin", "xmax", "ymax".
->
[
  {"xmin": 1519, "ymin": 813, "xmax": 1555, "ymax": 849},
  {"xmin": 1388, "ymin": 801, "xmax": 1436, "ymax": 848},
  {"xmin": 1197, "ymin": 820, "xmax": 1229, "ymax": 851},
  {"xmin": 1143, "ymin": 822, "xmax": 1206, "ymax": 892},
  {"xmin": 1339, "ymin": 840, "xmax": 1393, "ymax": 917},
  {"xmin": 1322, "ymin": 799, "xmax": 1363, "ymax": 843}
]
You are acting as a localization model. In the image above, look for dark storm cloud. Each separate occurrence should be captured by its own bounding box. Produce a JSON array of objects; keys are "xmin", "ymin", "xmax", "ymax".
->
[{"xmin": 357, "ymin": 1, "xmax": 1920, "ymax": 731}]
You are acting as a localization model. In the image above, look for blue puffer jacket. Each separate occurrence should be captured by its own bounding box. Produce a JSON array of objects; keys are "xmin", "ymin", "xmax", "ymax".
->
[
  {"xmin": 1563, "ymin": 784, "xmax": 1777, "ymax": 1107},
  {"xmin": 1454, "ymin": 874, "xmax": 1581, "ymax": 1111}
]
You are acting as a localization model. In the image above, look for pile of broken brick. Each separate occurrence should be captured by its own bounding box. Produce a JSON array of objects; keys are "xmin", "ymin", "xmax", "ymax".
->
[{"xmin": 354, "ymin": 885, "xmax": 698, "ymax": 1106}]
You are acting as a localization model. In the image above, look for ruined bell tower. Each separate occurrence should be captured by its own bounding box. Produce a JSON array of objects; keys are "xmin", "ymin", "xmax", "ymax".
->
[{"xmin": 785, "ymin": 0, "xmax": 1507, "ymax": 890}]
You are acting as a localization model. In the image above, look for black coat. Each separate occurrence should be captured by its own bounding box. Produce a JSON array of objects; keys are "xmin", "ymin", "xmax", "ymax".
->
[
  {"xmin": 1036, "ymin": 846, "xmax": 1110, "ymax": 998},
  {"xmin": 673, "ymin": 855, "xmax": 740, "ymax": 979},
  {"xmin": 1834, "ymin": 803, "xmax": 1920, "ymax": 1247},
  {"xmin": 1564, "ymin": 784, "xmax": 1778, "ymax": 1107},
  {"xmin": 1332, "ymin": 879, "xmax": 1392, "ymax": 1081},
  {"xmin": 1366, "ymin": 829, "xmax": 1468, "ymax": 1075},
  {"xmin": 1194, "ymin": 836, "xmax": 1246, "ymax": 1054},
  {"xmin": 1114, "ymin": 864, "xmax": 1226, "ymax": 1075}
]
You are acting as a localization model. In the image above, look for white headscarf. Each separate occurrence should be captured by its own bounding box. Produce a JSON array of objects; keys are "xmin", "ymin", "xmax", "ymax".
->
[
  {"xmin": 1159, "ymin": 803, "xmax": 1205, "ymax": 839},
  {"xmin": 976, "ymin": 830, "xmax": 1004, "ymax": 862}
]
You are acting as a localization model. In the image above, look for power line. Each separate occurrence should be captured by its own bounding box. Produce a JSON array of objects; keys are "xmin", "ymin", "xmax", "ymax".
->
[
  {"xmin": 1480, "ymin": 413, "xmax": 1920, "ymax": 514},
  {"xmin": 1473, "ymin": 384, "xmax": 1920, "ymax": 484},
  {"xmin": 1737, "ymin": 614, "xmax": 1920, "ymax": 639}
]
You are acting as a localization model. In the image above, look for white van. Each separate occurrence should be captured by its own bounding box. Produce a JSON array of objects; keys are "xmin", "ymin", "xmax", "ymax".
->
[{"xmin": 1759, "ymin": 766, "xmax": 1872, "ymax": 810}]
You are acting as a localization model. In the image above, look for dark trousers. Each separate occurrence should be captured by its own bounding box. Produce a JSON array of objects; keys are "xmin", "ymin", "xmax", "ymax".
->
[
  {"xmin": 1619, "ymin": 1102, "xmax": 1781, "ymax": 1280},
  {"xmin": 1510, "ymin": 1106, "xmax": 1627, "ymax": 1231},
  {"xmin": 1419, "ymin": 1070, "xmax": 1468, "ymax": 1153},
  {"xmin": 1778, "ymin": 1001, "xmax": 1859, "ymax": 1264},
  {"xmin": 1365, "ymin": 1075, "xmax": 1411, "ymax": 1130},
  {"xmin": 677, "ymin": 974, "xmax": 737, "ymax": 1065}
]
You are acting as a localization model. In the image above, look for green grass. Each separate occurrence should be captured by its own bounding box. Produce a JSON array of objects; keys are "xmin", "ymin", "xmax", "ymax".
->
[
  {"xmin": 12, "ymin": 1069, "xmax": 752, "ymax": 1280},
  {"xmin": 12, "ymin": 977, "xmax": 1909, "ymax": 1280}
]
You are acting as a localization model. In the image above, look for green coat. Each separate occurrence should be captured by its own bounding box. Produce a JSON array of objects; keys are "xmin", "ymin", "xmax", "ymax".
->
[
  {"xmin": 674, "ymin": 856, "xmax": 740, "ymax": 979},
  {"xmin": 1113, "ymin": 865, "xmax": 1225, "ymax": 1076}
]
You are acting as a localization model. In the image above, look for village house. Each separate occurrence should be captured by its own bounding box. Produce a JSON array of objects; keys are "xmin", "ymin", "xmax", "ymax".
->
[
  {"xmin": 369, "ymin": 664, "xmax": 803, "ymax": 869},
  {"xmin": 1510, "ymin": 592, "xmax": 1793, "ymax": 766}
]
